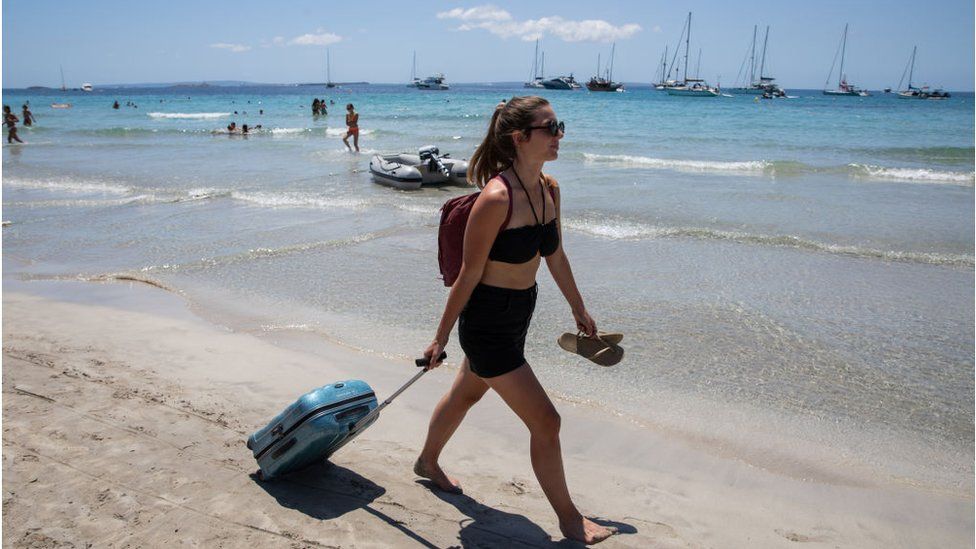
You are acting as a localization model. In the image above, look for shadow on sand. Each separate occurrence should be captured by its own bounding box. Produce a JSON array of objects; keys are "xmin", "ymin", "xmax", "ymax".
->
[
  {"xmin": 417, "ymin": 479, "xmax": 637, "ymax": 548},
  {"xmin": 252, "ymin": 461, "xmax": 438, "ymax": 548}
]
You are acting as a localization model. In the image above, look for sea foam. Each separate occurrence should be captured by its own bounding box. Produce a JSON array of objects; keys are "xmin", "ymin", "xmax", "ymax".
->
[
  {"xmin": 147, "ymin": 112, "xmax": 231, "ymax": 119},
  {"xmin": 582, "ymin": 153, "xmax": 770, "ymax": 173}
]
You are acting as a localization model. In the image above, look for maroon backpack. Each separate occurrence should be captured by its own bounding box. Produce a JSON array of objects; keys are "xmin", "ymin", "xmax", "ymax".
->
[{"xmin": 437, "ymin": 174, "xmax": 555, "ymax": 286}]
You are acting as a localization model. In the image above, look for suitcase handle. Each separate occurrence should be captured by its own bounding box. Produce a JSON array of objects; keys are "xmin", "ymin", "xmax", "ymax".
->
[{"xmin": 351, "ymin": 353, "xmax": 445, "ymax": 431}]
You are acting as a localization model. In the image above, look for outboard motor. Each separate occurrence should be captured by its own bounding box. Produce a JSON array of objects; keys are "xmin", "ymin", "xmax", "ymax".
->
[{"xmin": 418, "ymin": 145, "xmax": 451, "ymax": 177}]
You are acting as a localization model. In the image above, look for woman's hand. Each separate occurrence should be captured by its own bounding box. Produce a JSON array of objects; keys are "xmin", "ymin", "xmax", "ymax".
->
[
  {"xmin": 423, "ymin": 339, "xmax": 447, "ymax": 369},
  {"xmin": 573, "ymin": 308, "xmax": 597, "ymax": 338}
]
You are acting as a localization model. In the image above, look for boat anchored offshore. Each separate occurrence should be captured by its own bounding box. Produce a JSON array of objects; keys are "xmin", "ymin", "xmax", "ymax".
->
[
  {"xmin": 586, "ymin": 43, "xmax": 624, "ymax": 92},
  {"xmin": 666, "ymin": 13, "xmax": 720, "ymax": 97},
  {"xmin": 541, "ymin": 74, "xmax": 581, "ymax": 90},
  {"xmin": 896, "ymin": 46, "xmax": 950, "ymax": 100},
  {"xmin": 369, "ymin": 146, "xmax": 469, "ymax": 190},
  {"xmin": 729, "ymin": 25, "xmax": 786, "ymax": 96},
  {"xmin": 416, "ymin": 73, "xmax": 449, "ymax": 90},
  {"xmin": 823, "ymin": 24, "xmax": 869, "ymax": 96},
  {"xmin": 524, "ymin": 40, "xmax": 545, "ymax": 88}
]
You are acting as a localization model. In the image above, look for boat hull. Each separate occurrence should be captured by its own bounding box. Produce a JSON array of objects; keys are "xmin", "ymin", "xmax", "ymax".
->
[
  {"xmin": 667, "ymin": 87, "xmax": 719, "ymax": 97},
  {"xmin": 369, "ymin": 153, "xmax": 469, "ymax": 191},
  {"xmin": 823, "ymin": 89, "xmax": 869, "ymax": 97}
]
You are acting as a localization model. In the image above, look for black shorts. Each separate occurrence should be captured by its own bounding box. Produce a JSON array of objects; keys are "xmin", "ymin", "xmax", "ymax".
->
[{"xmin": 458, "ymin": 283, "xmax": 537, "ymax": 378}]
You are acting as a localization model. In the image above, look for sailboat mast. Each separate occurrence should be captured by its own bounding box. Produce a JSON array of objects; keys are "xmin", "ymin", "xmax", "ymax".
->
[
  {"xmin": 609, "ymin": 42, "xmax": 615, "ymax": 81},
  {"xmin": 749, "ymin": 25, "xmax": 757, "ymax": 85},
  {"xmin": 596, "ymin": 53, "xmax": 601, "ymax": 80},
  {"xmin": 839, "ymin": 24, "xmax": 848, "ymax": 87},
  {"xmin": 327, "ymin": 49, "xmax": 331, "ymax": 84},
  {"xmin": 533, "ymin": 39, "xmax": 539, "ymax": 79},
  {"xmin": 908, "ymin": 45, "xmax": 916, "ymax": 88},
  {"xmin": 759, "ymin": 26, "xmax": 769, "ymax": 79},
  {"xmin": 411, "ymin": 51, "xmax": 416, "ymax": 81},
  {"xmin": 696, "ymin": 48, "xmax": 702, "ymax": 79},
  {"xmin": 661, "ymin": 46, "xmax": 668, "ymax": 82},
  {"xmin": 60, "ymin": 65, "xmax": 66, "ymax": 91},
  {"xmin": 684, "ymin": 12, "xmax": 692, "ymax": 82}
]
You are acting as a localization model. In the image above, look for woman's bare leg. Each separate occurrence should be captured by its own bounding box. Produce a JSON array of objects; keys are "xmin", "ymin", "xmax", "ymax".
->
[
  {"xmin": 416, "ymin": 358, "xmax": 489, "ymax": 492},
  {"xmin": 353, "ymin": 132, "xmax": 360, "ymax": 152},
  {"xmin": 484, "ymin": 364, "xmax": 615, "ymax": 545}
]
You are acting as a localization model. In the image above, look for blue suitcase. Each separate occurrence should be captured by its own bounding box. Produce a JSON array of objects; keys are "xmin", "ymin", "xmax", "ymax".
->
[{"xmin": 247, "ymin": 353, "xmax": 444, "ymax": 480}]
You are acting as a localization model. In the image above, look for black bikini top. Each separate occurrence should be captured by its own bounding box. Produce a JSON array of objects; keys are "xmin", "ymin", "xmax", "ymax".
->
[{"xmin": 488, "ymin": 172, "xmax": 560, "ymax": 264}]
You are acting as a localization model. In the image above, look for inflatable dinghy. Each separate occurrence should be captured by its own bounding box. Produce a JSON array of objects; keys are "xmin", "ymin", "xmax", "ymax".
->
[{"xmin": 369, "ymin": 146, "xmax": 469, "ymax": 190}]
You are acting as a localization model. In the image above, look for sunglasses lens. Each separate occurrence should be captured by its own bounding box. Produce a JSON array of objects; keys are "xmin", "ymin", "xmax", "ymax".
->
[{"xmin": 548, "ymin": 121, "xmax": 565, "ymax": 135}]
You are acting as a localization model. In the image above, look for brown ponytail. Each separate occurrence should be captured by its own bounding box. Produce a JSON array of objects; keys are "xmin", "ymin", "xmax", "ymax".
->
[{"xmin": 468, "ymin": 96, "xmax": 550, "ymax": 188}]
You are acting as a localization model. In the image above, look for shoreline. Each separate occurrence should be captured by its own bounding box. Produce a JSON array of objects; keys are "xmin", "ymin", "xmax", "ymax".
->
[{"xmin": 3, "ymin": 279, "xmax": 972, "ymax": 547}]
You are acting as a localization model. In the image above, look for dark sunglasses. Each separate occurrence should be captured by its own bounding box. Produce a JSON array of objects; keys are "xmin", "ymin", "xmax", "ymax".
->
[{"xmin": 525, "ymin": 120, "xmax": 565, "ymax": 136}]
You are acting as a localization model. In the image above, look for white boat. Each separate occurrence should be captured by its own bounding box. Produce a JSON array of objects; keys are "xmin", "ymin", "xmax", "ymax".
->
[
  {"xmin": 728, "ymin": 26, "xmax": 786, "ymax": 96},
  {"xmin": 652, "ymin": 46, "xmax": 680, "ymax": 90},
  {"xmin": 666, "ymin": 13, "xmax": 720, "ymax": 97},
  {"xmin": 416, "ymin": 73, "xmax": 449, "ymax": 90},
  {"xmin": 823, "ymin": 24, "xmax": 869, "ymax": 96},
  {"xmin": 406, "ymin": 51, "xmax": 422, "ymax": 88},
  {"xmin": 896, "ymin": 46, "xmax": 950, "ymax": 100},
  {"xmin": 369, "ymin": 146, "xmax": 469, "ymax": 190},
  {"xmin": 541, "ymin": 74, "xmax": 581, "ymax": 90},
  {"xmin": 524, "ymin": 40, "xmax": 545, "ymax": 88},
  {"xmin": 81, "ymin": 83, "xmax": 93, "ymax": 92}
]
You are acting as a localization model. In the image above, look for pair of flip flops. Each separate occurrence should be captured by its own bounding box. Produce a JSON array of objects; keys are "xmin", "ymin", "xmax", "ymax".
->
[{"xmin": 557, "ymin": 331, "xmax": 624, "ymax": 366}]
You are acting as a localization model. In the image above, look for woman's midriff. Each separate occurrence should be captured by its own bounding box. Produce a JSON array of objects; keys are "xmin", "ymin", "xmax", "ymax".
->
[{"xmin": 479, "ymin": 256, "xmax": 541, "ymax": 290}]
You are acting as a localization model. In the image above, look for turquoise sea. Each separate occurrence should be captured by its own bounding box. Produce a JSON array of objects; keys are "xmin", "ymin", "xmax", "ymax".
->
[{"xmin": 2, "ymin": 84, "xmax": 973, "ymax": 492}]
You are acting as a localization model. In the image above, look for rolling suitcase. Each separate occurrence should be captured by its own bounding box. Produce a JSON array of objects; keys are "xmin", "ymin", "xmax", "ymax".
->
[{"xmin": 247, "ymin": 352, "xmax": 444, "ymax": 480}]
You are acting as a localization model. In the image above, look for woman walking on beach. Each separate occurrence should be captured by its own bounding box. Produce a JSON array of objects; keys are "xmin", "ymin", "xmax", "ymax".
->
[
  {"xmin": 418, "ymin": 96, "xmax": 615, "ymax": 545},
  {"xmin": 342, "ymin": 103, "xmax": 359, "ymax": 152}
]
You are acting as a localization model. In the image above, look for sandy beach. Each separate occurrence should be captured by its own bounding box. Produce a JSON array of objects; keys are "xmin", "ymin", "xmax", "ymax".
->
[{"xmin": 1, "ymin": 280, "xmax": 971, "ymax": 548}]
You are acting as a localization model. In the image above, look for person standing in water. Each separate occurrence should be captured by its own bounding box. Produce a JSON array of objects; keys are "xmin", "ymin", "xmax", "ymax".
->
[
  {"xmin": 417, "ymin": 96, "xmax": 616, "ymax": 545},
  {"xmin": 21, "ymin": 104, "xmax": 34, "ymax": 127},
  {"xmin": 342, "ymin": 103, "xmax": 359, "ymax": 152},
  {"xmin": 4, "ymin": 106, "xmax": 23, "ymax": 144}
]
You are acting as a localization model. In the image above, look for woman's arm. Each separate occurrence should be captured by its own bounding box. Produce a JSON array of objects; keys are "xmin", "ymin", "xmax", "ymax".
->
[
  {"xmin": 544, "ymin": 180, "xmax": 597, "ymax": 336},
  {"xmin": 424, "ymin": 180, "xmax": 509, "ymax": 366}
]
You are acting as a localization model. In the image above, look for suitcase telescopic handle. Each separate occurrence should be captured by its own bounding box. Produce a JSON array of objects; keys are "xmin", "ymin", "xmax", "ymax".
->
[{"xmin": 351, "ymin": 352, "xmax": 447, "ymax": 431}]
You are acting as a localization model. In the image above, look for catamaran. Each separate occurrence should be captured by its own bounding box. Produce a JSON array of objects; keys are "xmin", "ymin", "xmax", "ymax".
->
[
  {"xmin": 896, "ymin": 46, "xmax": 950, "ymax": 100},
  {"xmin": 667, "ymin": 13, "xmax": 720, "ymax": 97},
  {"xmin": 586, "ymin": 43, "xmax": 624, "ymax": 92},
  {"xmin": 524, "ymin": 40, "xmax": 545, "ymax": 88},
  {"xmin": 405, "ymin": 52, "xmax": 449, "ymax": 89},
  {"xmin": 729, "ymin": 25, "xmax": 784, "ymax": 95},
  {"xmin": 823, "ymin": 24, "xmax": 869, "ymax": 96}
]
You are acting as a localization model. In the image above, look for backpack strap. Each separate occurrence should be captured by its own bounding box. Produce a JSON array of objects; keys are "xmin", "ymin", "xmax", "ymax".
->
[{"xmin": 495, "ymin": 173, "xmax": 514, "ymax": 231}]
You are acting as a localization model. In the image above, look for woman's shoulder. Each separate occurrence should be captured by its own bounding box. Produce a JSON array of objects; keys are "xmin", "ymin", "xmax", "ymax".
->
[{"xmin": 542, "ymin": 172, "xmax": 559, "ymax": 188}]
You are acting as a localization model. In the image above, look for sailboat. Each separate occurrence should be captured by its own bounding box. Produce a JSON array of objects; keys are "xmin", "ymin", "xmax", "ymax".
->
[
  {"xmin": 586, "ymin": 43, "xmax": 624, "ymax": 92},
  {"xmin": 896, "ymin": 46, "xmax": 950, "ymax": 100},
  {"xmin": 326, "ymin": 49, "xmax": 336, "ymax": 88},
  {"xmin": 406, "ymin": 51, "xmax": 448, "ymax": 90},
  {"xmin": 823, "ymin": 24, "xmax": 869, "ymax": 96},
  {"xmin": 729, "ymin": 26, "xmax": 783, "ymax": 95},
  {"xmin": 524, "ymin": 40, "xmax": 545, "ymax": 88},
  {"xmin": 667, "ymin": 12, "xmax": 720, "ymax": 97},
  {"xmin": 653, "ymin": 46, "xmax": 678, "ymax": 90},
  {"xmin": 407, "ymin": 51, "xmax": 422, "ymax": 88}
]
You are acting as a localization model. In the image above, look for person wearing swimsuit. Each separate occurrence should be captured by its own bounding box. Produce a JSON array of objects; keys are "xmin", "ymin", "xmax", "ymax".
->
[
  {"xmin": 418, "ymin": 96, "xmax": 616, "ymax": 544},
  {"xmin": 3, "ymin": 106, "xmax": 23, "ymax": 144},
  {"xmin": 342, "ymin": 103, "xmax": 359, "ymax": 152}
]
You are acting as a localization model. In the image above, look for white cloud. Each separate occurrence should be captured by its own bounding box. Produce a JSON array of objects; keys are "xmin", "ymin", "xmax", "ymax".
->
[
  {"xmin": 437, "ymin": 5, "xmax": 512, "ymax": 22},
  {"xmin": 273, "ymin": 36, "xmax": 285, "ymax": 45},
  {"xmin": 210, "ymin": 43, "xmax": 251, "ymax": 53},
  {"xmin": 289, "ymin": 32, "xmax": 342, "ymax": 46},
  {"xmin": 652, "ymin": 25, "xmax": 662, "ymax": 33},
  {"xmin": 436, "ymin": 5, "xmax": 641, "ymax": 43}
]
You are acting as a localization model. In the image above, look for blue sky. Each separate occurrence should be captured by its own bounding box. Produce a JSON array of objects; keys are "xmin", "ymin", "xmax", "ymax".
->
[{"xmin": 3, "ymin": 0, "xmax": 974, "ymax": 90}]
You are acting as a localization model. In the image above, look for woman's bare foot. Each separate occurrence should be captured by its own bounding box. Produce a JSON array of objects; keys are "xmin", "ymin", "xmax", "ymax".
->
[
  {"xmin": 559, "ymin": 515, "xmax": 617, "ymax": 545},
  {"xmin": 413, "ymin": 458, "xmax": 462, "ymax": 494}
]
